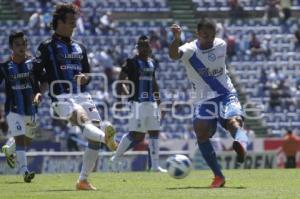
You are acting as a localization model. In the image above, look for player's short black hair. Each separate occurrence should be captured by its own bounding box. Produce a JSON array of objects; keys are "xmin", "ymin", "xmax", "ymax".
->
[
  {"xmin": 9, "ymin": 31, "xmax": 26, "ymax": 47},
  {"xmin": 197, "ymin": 18, "xmax": 216, "ymax": 33},
  {"xmin": 137, "ymin": 35, "xmax": 149, "ymax": 43},
  {"xmin": 52, "ymin": 3, "xmax": 78, "ymax": 30}
]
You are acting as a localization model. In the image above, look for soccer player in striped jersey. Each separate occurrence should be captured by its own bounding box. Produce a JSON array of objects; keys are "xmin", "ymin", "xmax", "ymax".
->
[
  {"xmin": 110, "ymin": 36, "xmax": 166, "ymax": 172},
  {"xmin": 169, "ymin": 19, "xmax": 249, "ymax": 188},
  {"xmin": 32, "ymin": 3, "xmax": 117, "ymax": 190},
  {"xmin": 1, "ymin": 31, "xmax": 42, "ymax": 183}
]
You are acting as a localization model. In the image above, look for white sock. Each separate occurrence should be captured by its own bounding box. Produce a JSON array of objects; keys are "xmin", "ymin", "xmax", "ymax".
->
[
  {"xmin": 79, "ymin": 148, "xmax": 99, "ymax": 181},
  {"xmin": 114, "ymin": 134, "xmax": 133, "ymax": 159},
  {"xmin": 149, "ymin": 138, "xmax": 159, "ymax": 170},
  {"xmin": 82, "ymin": 123, "xmax": 105, "ymax": 143},
  {"xmin": 5, "ymin": 137, "xmax": 16, "ymax": 155},
  {"xmin": 16, "ymin": 150, "xmax": 28, "ymax": 175}
]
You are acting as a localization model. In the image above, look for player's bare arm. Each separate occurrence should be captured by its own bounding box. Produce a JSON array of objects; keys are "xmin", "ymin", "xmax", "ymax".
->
[
  {"xmin": 117, "ymin": 71, "xmax": 130, "ymax": 97},
  {"xmin": 33, "ymin": 93, "xmax": 42, "ymax": 105},
  {"xmin": 169, "ymin": 24, "xmax": 183, "ymax": 60},
  {"xmin": 152, "ymin": 75, "xmax": 160, "ymax": 106}
]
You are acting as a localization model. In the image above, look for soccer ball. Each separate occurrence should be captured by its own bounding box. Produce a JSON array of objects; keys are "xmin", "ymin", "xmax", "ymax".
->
[{"xmin": 166, "ymin": 155, "xmax": 192, "ymax": 179}]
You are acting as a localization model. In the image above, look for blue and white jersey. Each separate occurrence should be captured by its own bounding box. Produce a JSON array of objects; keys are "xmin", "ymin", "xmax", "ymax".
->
[
  {"xmin": 33, "ymin": 34, "xmax": 91, "ymax": 101},
  {"xmin": 121, "ymin": 56, "xmax": 158, "ymax": 102},
  {"xmin": 0, "ymin": 58, "xmax": 39, "ymax": 116},
  {"xmin": 179, "ymin": 38, "xmax": 236, "ymax": 103}
]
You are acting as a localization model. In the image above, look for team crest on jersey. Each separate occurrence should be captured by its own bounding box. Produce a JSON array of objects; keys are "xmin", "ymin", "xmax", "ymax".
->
[
  {"xmin": 25, "ymin": 60, "xmax": 33, "ymax": 70},
  {"xmin": 73, "ymin": 44, "xmax": 82, "ymax": 53},
  {"xmin": 208, "ymin": 52, "xmax": 216, "ymax": 62}
]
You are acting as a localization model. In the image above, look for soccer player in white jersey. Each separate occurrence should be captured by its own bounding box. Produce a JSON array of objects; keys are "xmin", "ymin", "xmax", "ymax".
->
[{"xmin": 169, "ymin": 19, "xmax": 249, "ymax": 188}]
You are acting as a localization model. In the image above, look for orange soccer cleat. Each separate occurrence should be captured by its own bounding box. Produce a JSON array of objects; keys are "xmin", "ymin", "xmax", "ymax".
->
[
  {"xmin": 210, "ymin": 176, "xmax": 225, "ymax": 188},
  {"xmin": 76, "ymin": 180, "xmax": 97, "ymax": 191}
]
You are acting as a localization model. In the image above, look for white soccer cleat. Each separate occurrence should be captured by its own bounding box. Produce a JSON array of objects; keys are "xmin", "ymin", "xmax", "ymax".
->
[{"xmin": 150, "ymin": 166, "xmax": 167, "ymax": 173}]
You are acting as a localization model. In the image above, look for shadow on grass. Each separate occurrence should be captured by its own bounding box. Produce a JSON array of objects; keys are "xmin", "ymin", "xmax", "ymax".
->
[
  {"xmin": 31, "ymin": 189, "xmax": 102, "ymax": 192},
  {"xmin": 5, "ymin": 181, "xmax": 25, "ymax": 184},
  {"xmin": 167, "ymin": 186, "xmax": 246, "ymax": 190}
]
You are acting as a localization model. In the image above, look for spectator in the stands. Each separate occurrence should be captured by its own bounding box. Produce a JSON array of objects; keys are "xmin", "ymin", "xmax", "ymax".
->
[
  {"xmin": 149, "ymin": 30, "xmax": 162, "ymax": 51},
  {"xmin": 248, "ymin": 33, "xmax": 271, "ymax": 57},
  {"xmin": 261, "ymin": 34, "xmax": 272, "ymax": 57},
  {"xmin": 294, "ymin": 26, "xmax": 300, "ymax": 52},
  {"xmin": 269, "ymin": 84, "xmax": 281, "ymax": 110},
  {"xmin": 159, "ymin": 27, "xmax": 169, "ymax": 49},
  {"xmin": 280, "ymin": 0, "xmax": 292, "ymax": 23},
  {"xmin": 268, "ymin": 67, "xmax": 285, "ymax": 85},
  {"xmin": 260, "ymin": 68, "xmax": 268, "ymax": 91},
  {"xmin": 278, "ymin": 80, "xmax": 294, "ymax": 108},
  {"xmin": 87, "ymin": 8, "xmax": 98, "ymax": 35},
  {"xmin": 28, "ymin": 9, "xmax": 43, "ymax": 33},
  {"xmin": 99, "ymin": 11, "xmax": 117, "ymax": 35},
  {"xmin": 249, "ymin": 32, "xmax": 262, "ymax": 56},
  {"xmin": 76, "ymin": 13, "xmax": 85, "ymax": 35},
  {"xmin": 226, "ymin": 35, "xmax": 237, "ymax": 60},
  {"xmin": 263, "ymin": 0, "xmax": 281, "ymax": 20},
  {"xmin": 279, "ymin": 0, "xmax": 292, "ymax": 33},
  {"xmin": 236, "ymin": 34, "xmax": 249, "ymax": 55},
  {"xmin": 216, "ymin": 22, "xmax": 225, "ymax": 39},
  {"xmin": 228, "ymin": 0, "xmax": 245, "ymax": 19},
  {"xmin": 41, "ymin": 12, "xmax": 52, "ymax": 32}
]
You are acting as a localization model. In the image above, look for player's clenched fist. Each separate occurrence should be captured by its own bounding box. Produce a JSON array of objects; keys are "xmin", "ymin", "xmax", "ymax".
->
[{"xmin": 170, "ymin": 24, "xmax": 182, "ymax": 40}]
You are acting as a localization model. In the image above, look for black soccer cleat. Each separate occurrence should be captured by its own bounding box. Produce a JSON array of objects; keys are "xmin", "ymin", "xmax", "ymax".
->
[
  {"xmin": 232, "ymin": 140, "xmax": 247, "ymax": 164},
  {"xmin": 24, "ymin": 171, "xmax": 35, "ymax": 183}
]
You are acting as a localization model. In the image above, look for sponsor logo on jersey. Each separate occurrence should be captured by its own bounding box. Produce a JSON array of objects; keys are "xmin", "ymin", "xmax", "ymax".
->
[
  {"xmin": 9, "ymin": 72, "xmax": 31, "ymax": 81},
  {"xmin": 11, "ymin": 83, "xmax": 32, "ymax": 90},
  {"xmin": 63, "ymin": 53, "xmax": 83, "ymax": 60},
  {"xmin": 25, "ymin": 60, "xmax": 33, "ymax": 70},
  {"xmin": 60, "ymin": 64, "xmax": 82, "ymax": 70},
  {"xmin": 195, "ymin": 67, "xmax": 224, "ymax": 77}
]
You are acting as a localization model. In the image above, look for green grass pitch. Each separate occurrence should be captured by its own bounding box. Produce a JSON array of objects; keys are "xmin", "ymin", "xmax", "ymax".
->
[{"xmin": 0, "ymin": 169, "xmax": 299, "ymax": 199}]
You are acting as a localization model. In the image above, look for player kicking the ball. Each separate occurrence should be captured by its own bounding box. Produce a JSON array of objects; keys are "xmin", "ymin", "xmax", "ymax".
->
[
  {"xmin": 1, "ymin": 31, "xmax": 42, "ymax": 183},
  {"xmin": 32, "ymin": 3, "xmax": 117, "ymax": 190},
  {"xmin": 169, "ymin": 19, "xmax": 248, "ymax": 188}
]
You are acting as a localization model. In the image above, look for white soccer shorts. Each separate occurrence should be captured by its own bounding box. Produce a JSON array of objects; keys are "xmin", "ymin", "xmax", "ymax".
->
[
  {"xmin": 6, "ymin": 112, "xmax": 38, "ymax": 139},
  {"xmin": 128, "ymin": 101, "xmax": 161, "ymax": 133},
  {"xmin": 51, "ymin": 92, "xmax": 102, "ymax": 124}
]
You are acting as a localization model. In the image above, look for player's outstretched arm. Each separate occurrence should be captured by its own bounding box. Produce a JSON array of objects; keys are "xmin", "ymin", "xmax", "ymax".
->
[{"xmin": 169, "ymin": 24, "xmax": 183, "ymax": 60}]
